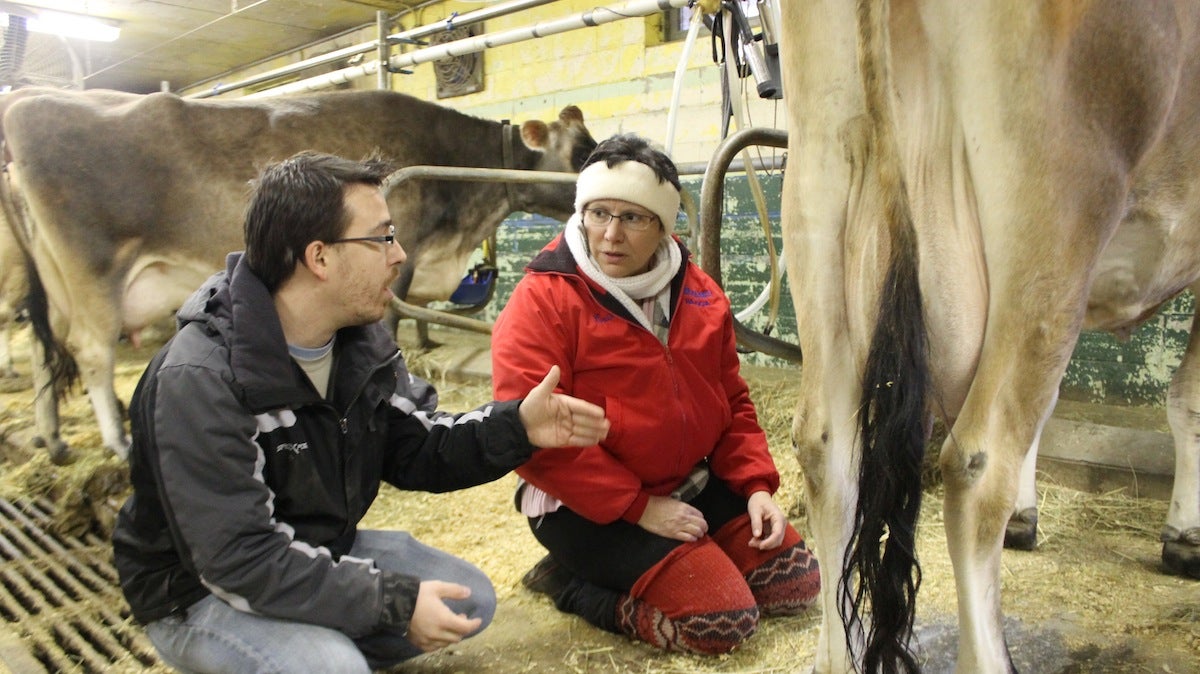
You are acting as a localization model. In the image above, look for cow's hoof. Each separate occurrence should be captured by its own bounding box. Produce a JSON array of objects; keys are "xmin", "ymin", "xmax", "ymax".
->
[
  {"xmin": 1004, "ymin": 507, "xmax": 1039, "ymax": 551},
  {"xmin": 47, "ymin": 439, "xmax": 71, "ymax": 466},
  {"xmin": 1162, "ymin": 527, "xmax": 1200, "ymax": 579},
  {"xmin": 32, "ymin": 435, "xmax": 72, "ymax": 465}
]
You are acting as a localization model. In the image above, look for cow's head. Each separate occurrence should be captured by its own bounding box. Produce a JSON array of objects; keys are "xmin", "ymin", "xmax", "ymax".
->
[
  {"xmin": 509, "ymin": 105, "xmax": 596, "ymax": 221},
  {"xmin": 390, "ymin": 106, "xmax": 595, "ymax": 316}
]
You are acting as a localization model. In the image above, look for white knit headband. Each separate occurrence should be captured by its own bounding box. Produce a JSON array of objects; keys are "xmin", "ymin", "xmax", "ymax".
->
[{"xmin": 573, "ymin": 160, "xmax": 681, "ymax": 230}]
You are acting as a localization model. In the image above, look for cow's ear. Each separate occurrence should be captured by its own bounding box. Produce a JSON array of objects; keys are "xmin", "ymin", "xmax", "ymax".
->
[
  {"xmin": 520, "ymin": 120, "xmax": 549, "ymax": 149},
  {"xmin": 559, "ymin": 105, "xmax": 584, "ymax": 124}
]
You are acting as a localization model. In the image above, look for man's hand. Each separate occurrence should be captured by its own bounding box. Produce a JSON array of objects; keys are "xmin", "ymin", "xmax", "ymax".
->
[
  {"xmin": 747, "ymin": 491, "xmax": 787, "ymax": 550},
  {"xmin": 518, "ymin": 366, "xmax": 610, "ymax": 447},
  {"xmin": 638, "ymin": 495, "xmax": 709, "ymax": 542},
  {"xmin": 408, "ymin": 581, "xmax": 482, "ymax": 652}
]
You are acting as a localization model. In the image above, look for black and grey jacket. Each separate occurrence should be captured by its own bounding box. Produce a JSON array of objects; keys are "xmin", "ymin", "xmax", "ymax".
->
[{"xmin": 112, "ymin": 252, "xmax": 535, "ymax": 638}]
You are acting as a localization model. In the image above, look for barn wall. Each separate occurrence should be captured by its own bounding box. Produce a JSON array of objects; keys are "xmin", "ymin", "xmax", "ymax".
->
[{"xmin": 182, "ymin": 1, "xmax": 1184, "ymax": 408}]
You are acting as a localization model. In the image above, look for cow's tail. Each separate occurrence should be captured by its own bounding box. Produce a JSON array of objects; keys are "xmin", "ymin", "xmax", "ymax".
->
[
  {"xmin": 0, "ymin": 157, "xmax": 79, "ymax": 399},
  {"xmin": 22, "ymin": 257, "xmax": 78, "ymax": 398},
  {"xmin": 837, "ymin": 2, "xmax": 928, "ymax": 673}
]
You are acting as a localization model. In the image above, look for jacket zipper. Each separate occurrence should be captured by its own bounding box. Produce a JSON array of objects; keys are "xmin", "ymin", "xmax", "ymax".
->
[{"xmin": 338, "ymin": 350, "xmax": 403, "ymax": 435}]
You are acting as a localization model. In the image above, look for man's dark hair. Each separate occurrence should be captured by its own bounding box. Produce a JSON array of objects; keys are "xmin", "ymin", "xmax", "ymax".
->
[
  {"xmin": 581, "ymin": 133, "xmax": 682, "ymax": 192},
  {"xmin": 243, "ymin": 151, "xmax": 394, "ymax": 292}
]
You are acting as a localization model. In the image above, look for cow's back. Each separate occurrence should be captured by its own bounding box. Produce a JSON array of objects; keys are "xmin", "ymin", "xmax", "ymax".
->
[{"xmin": 4, "ymin": 90, "xmax": 504, "ymax": 270}]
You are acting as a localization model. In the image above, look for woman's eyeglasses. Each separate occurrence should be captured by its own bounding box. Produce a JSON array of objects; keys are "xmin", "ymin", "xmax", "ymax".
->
[{"xmin": 581, "ymin": 208, "xmax": 659, "ymax": 232}]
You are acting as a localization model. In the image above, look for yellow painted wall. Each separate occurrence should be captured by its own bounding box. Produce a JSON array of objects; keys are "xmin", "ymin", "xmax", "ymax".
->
[{"xmin": 179, "ymin": 1, "xmax": 784, "ymax": 167}]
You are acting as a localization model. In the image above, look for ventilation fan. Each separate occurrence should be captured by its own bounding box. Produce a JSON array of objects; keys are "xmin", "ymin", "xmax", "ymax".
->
[
  {"xmin": 430, "ymin": 25, "xmax": 482, "ymax": 99},
  {"xmin": 0, "ymin": 14, "xmax": 82, "ymax": 90}
]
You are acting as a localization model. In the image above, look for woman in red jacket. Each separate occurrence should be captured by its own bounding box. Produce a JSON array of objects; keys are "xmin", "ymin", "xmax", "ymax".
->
[{"xmin": 491, "ymin": 134, "xmax": 820, "ymax": 654}]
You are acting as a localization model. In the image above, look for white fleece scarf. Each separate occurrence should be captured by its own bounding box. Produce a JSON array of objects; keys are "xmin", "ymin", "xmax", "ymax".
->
[{"xmin": 564, "ymin": 213, "xmax": 681, "ymax": 333}]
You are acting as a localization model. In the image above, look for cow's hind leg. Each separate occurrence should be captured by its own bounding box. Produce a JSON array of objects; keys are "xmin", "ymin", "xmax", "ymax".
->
[
  {"xmin": 1163, "ymin": 289, "xmax": 1200, "ymax": 579},
  {"xmin": 71, "ymin": 328, "xmax": 129, "ymax": 460},
  {"xmin": 29, "ymin": 334, "xmax": 69, "ymax": 464},
  {"xmin": 1004, "ymin": 393, "xmax": 1054, "ymax": 552}
]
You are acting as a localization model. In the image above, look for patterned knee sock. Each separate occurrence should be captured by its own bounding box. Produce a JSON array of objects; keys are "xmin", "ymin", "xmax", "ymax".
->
[{"xmin": 712, "ymin": 514, "xmax": 821, "ymax": 616}]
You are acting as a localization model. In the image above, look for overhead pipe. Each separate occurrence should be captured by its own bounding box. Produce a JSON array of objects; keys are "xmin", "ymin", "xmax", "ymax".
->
[
  {"xmin": 245, "ymin": 0, "xmax": 690, "ymax": 99},
  {"xmin": 187, "ymin": 0, "xmax": 556, "ymax": 98}
]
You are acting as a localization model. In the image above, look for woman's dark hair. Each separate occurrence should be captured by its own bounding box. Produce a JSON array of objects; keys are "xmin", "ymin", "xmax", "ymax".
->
[
  {"xmin": 243, "ymin": 151, "xmax": 393, "ymax": 292},
  {"xmin": 581, "ymin": 133, "xmax": 682, "ymax": 192}
]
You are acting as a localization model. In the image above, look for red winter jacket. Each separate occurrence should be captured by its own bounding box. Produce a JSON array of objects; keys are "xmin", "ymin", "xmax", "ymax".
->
[{"xmin": 491, "ymin": 234, "xmax": 779, "ymax": 525}]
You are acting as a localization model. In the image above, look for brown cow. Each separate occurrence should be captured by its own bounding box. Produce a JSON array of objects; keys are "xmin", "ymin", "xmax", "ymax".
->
[
  {"xmin": 777, "ymin": 1, "xmax": 1200, "ymax": 672},
  {"xmin": 2, "ymin": 88, "xmax": 594, "ymax": 461}
]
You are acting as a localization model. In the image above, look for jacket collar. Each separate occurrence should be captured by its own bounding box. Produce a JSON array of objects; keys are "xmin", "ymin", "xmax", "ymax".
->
[
  {"xmin": 187, "ymin": 252, "xmax": 399, "ymax": 413},
  {"xmin": 526, "ymin": 233, "xmax": 692, "ymax": 327}
]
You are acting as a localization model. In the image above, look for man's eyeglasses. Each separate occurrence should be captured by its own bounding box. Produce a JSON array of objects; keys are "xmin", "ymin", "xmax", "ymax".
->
[
  {"xmin": 328, "ymin": 225, "xmax": 396, "ymax": 247},
  {"xmin": 581, "ymin": 208, "xmax": 659, "ymax": 232}
]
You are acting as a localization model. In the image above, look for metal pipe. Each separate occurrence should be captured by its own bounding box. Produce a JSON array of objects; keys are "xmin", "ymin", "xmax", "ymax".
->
[
  {"xmin": 376, "ymin": 11, "xmax": 389, "ymax": 90},
  {"xmin": 391, "ymin": 297, "xmax": 493, "ymax": 335},
  {"xmin": 697, "ymin": 126, "xmax": 801, "ymax": 362},
  {"xmin": 376, "ymin": 156, "xmax": 789, "ymax": 341},
  {"xmin": 699, "ymin": 126, "xmax": 787, "ymax": 286},
  {"xmin": 675, "ymin": 154, "xmax": 784, "ymax": 177},
  {"xmin": 381, "ymin": 164, "xmax": 576, "ymax": 335},
  {"xmin": 187, "ymin": 0, "xmax": 555, "ymax": 98},
  {"xmin": 381, "ymin": 165, "xmax": 576, "ymax": 195},
  {"xmin": 246, "ymin": 0, "xmax": 690, "ymax": 99}
]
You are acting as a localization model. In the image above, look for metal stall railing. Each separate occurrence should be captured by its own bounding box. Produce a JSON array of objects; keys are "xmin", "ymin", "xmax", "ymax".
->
[
  {"xmin": 383, "ymin": 146, "xmax": 793, "ymax": 350},
  {"xmin": 381, "ymin": 165, "xmax": 576, "ymax": 336},
  {"xmin": 698, "ymin": 126, "xmax": 801, "ymax": 362}
]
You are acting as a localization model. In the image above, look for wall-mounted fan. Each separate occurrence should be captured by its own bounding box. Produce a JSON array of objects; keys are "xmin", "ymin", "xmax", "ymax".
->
[{"xmin": 0, "ymin": 13, "xmax": 82, "ymax": 90}]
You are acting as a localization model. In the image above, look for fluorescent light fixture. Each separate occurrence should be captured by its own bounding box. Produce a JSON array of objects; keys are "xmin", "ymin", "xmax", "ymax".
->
[{"xmin": 1, "ymin": 8, "xmax": 120, "ymax": 42}]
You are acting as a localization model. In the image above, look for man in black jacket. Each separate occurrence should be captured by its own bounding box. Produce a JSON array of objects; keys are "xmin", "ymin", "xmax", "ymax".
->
[{"xmin": 112, "ymin": 151, "xmax": 609, "ymax": 673}]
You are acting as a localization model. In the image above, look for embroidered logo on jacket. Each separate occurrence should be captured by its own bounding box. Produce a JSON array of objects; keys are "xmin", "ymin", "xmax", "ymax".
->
[
  {"xmin": 683, "ymin": 287, "xmax": 714, "ymax": 307},
  {"xmin": 276, "ymin": 442, "xmax": 309, "ymax": 455}
]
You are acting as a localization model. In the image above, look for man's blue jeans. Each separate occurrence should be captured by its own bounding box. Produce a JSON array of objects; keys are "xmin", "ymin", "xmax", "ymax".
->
[{"xmin": 144, "ymin": 530, "xmax": 496, "ymax": 673}]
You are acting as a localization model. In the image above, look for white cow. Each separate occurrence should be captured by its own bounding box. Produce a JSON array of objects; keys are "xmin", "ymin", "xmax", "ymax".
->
[{"xmin": 778, "ymin": 1, "xmax": 1200, "ymax": 672}]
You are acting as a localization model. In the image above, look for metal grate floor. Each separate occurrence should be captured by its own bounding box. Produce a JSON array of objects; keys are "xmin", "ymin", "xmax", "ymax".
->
[{"xmin": 0, "ymin": 496, "xmax": 161, "ymax": 673}]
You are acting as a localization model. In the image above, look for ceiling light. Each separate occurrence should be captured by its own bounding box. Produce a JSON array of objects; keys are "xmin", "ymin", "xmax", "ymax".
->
[{"xmin": 1, "ymin": 8, "xmax": 120, "ymax": 42}]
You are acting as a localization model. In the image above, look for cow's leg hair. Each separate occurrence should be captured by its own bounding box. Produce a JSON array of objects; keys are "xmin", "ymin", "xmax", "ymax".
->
[{"xmin": 1163, "ymin": 293, "xmax": 1200, "ymax": 579}]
